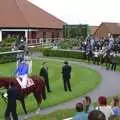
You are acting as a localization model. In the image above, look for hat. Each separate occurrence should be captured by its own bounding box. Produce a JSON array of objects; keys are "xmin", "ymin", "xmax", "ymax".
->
[
  {"xmin": 98, "ymin": 96, "xmax": 107, "ymax": 106},
  {"xmin": 19, "ymin": 57, "xmax": 24, "ymax": 63}
]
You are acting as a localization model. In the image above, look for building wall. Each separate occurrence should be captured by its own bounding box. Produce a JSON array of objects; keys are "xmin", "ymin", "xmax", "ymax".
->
[{"xmin": 28, "ymin": 28, "xmax": 63, "ymax": 44}]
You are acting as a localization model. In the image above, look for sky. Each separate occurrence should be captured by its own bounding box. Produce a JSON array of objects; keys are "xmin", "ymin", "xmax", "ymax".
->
[{"xmin": 28, "ymin": 0, "xmax": 120, "ymax": 26}]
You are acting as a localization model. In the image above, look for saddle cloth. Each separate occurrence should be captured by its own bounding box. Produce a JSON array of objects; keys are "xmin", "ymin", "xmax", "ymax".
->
[{"xmin": 16, "ymin": 77, "xmax": 34, "ymax": 88}]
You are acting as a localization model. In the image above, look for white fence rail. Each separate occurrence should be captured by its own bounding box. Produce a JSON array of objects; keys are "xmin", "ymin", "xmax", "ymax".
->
[{"xmin": 28, "ymin": 38, "xmax": 63, "ymax": 46}]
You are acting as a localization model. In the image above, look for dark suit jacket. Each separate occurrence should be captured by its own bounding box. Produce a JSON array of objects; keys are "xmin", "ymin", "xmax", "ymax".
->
[
  {"xmin": 62, "ymin": 64, "xmax": 71, "ymax": 80},
  {"xmin": 40, "ymin": 66, "xmax": 48, "ymax": 81},
  {"xmin": 7, "ymin": 87, "xmax": 18, "ymax": 107}
]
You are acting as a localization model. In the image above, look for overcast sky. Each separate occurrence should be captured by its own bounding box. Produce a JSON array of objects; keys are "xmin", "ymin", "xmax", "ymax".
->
[{"xmin": 28, "ymin": 0, "xmax": 120, "ymax": 26}]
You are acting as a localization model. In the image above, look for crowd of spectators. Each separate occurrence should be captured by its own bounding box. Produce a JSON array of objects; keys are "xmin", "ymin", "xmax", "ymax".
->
[
  {"xmin": 65, "ymin": 96, "xmax": 120, "ymax": 120},
  {"xmin": 79, "ymin": 35, "xmax": 120, "ymax": 71},
  {"xmin": 80, "ymin": 35, "xmax": 120, "ymax": 54}
]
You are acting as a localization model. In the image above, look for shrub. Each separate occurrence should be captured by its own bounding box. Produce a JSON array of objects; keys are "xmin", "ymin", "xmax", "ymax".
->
[
  {"xmin": 0, "ymin": 51, "xmax": 23, "ymax": 63},
  {"xmin": 0, "ymin": 37, "xmax": 16, "ymax": 48},
  {"xmin": 0, "ymin": 47, "xmax": 11, "ymax": 52},
  {"xmin": 58, "ymin": 39, "xmax": 82, "ymax": 49},
  {"xmin": 4, "ymin": 37, "xmax": 16, "ymax": 43},
  {"xmin": 42, "ymin": 49, "xmax": 87, "ymax": 59}
]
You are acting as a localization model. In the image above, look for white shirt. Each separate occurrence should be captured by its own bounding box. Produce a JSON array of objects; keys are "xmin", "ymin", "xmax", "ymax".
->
[{"xmin": 96, "ymin": 106, "xmax": 114, "ymax": 120}]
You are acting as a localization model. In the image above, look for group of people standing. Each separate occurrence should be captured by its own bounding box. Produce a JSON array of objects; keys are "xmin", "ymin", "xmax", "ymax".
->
[
  {"xmin": 72, "ymin": 96, "xmax": 120, "ymax": 120},
  {"xmin": 82, "ymin": 34, "xmax": 120, "ymax": 71}
]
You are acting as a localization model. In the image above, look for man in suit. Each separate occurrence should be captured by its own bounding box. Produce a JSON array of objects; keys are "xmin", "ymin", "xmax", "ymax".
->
[
  {"xmin": 62, "ymin": 61, "xmax": 72, "ymax": 92},
  {"xmin": 39, "ymin": 62, "xmax": 51, "ymax": 92},
  {"xmin": 5, "ymin": 82, "xmax": 18, "ymax": 120}
]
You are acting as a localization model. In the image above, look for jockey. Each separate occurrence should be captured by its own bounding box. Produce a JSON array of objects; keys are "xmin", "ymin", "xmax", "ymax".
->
[{"xmin": 16, "ymin": 58, "xmax": 29, "ymax": 88}]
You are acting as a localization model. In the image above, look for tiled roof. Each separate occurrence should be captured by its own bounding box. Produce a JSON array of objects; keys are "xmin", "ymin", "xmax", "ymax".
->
[{"xmin": 0, "ymin": 0, "xmax": 64, "ymax": 29}]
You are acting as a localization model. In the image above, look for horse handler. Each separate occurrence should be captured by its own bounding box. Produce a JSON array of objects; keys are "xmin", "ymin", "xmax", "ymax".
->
[{"xmin": 5, "ymin": 82, "xmax": 18, "ymax": 120}]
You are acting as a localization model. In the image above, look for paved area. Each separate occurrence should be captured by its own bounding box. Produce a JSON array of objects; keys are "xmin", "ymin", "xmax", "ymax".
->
[{"xmin": 20, "ymin": 58, "xmax": 120, "ymax": 120}]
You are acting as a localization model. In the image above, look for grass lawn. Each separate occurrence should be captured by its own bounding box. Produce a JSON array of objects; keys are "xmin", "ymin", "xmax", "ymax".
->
[{"xmin": 0, "ymin": 59, "xmax": 101, "ymax": 119}]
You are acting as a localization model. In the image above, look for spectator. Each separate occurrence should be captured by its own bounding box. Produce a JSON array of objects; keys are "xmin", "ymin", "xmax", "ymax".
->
[
  {"xmin": 24, "ymin": 50, "xmax": 32, "ymax": 74},
  {"xmin": 111, "ymin": 53, "xmax": 118, "ymax": 71},
  {"xmin": 5, "ymin": 82, "xmax": 18, "ymax": 120},
  {"xmin": 72, "ymin": 102, "xmax": 88, "ymax": 120},
  {"xmin": 40, "ymin": 62, "xmax": 51, "ymax": 92},
  {"xmin": 88, "ymin": 110, "xmax": 106, "ymax": 120},
  {"xmin": 96, "ymin": 96, "xmax": 113, "ymax": 120},
  {"xmin": 62, "ymin": 61, "xmax": 72, "ymax": 92},
  {"xmin": 83, "ymin": 96, "xmax": 94, "ymax": 113},
  {"xmin": 111, "ymin": 97, "xmax": 120, "ymax": 116}
]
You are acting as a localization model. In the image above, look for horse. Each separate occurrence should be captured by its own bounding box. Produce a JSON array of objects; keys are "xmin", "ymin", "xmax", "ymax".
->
[{"xmin": 0, "ymin": 75, "xmax": 46, "ymax": 114}]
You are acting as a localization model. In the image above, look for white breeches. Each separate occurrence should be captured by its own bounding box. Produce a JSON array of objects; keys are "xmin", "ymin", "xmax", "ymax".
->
[{"xmin": 17, "ymin": 74, "xmax": 28, "ymax": 88}]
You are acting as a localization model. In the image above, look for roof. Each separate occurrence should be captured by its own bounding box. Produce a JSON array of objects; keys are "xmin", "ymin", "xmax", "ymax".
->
[
  {"xmin": 0, "ymin": 0, "xmax": 64, "ymax": 29},
  {"xmin": 94, "ymin": 22, "xmax": 120, "ymax": 35},
  {"xmin": 90, "ymin": 26, "xmax": 98, "ymax": 34},
  {"xmin": 104, "ymin": 22, "xmax": 120, "ymax": 34}
]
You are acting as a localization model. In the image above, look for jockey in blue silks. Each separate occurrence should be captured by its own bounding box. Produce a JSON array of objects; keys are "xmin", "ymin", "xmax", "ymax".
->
[{"xmin": 16, "ymin": 58, "xmax": 29, "ymax": 88}]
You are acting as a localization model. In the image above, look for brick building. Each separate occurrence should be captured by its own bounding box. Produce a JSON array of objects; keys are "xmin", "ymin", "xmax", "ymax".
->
[{"xmin": 0, "ymin": 0, "xmax": 64, "ymax": 45}]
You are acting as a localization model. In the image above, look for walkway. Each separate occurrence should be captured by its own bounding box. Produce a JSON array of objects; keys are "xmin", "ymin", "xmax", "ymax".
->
[{"xmin": 20, "ymin": 58, "xmax": 120, "ymax": 119}]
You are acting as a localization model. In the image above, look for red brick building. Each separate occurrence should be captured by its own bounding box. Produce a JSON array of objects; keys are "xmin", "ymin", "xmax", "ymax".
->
[{"xmin": 0, "ymin": 0, "xmax": 64, "ymax": 45}]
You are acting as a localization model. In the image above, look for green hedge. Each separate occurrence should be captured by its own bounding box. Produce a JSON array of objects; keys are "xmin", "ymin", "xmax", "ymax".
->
[
  {"xmin": 42, "ymin": 49, "xmax": 87, "ymax": 59},
  {"xmin": 0, "ymin": 47, "xmax": 11, "ymax": 52},
  {"xmin": 42, "ymin": 49, "xmax": 120, "ymax": 64},
  {"xmin": 0, "ymin": 51, "xmax": 24, "ymax": 63}
]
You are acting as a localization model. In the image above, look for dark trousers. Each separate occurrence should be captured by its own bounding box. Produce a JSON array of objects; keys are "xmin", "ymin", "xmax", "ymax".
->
[
  {"xmin": 63, "ymin": 78, "xmax": 72, "ymax": 92},
  {"xmin": 93, "ymin": 57, "xmax": 99, "ymax": 65},
  {"xmin": 106, "ymin": 63, "xmax": 111, "ymax": 70},
  {"xmin": 5, "ymin": 105, "xmax": 18, "ymax": 120},
  {"xmin": 111, "ymin": 63, "xmax": 117, "ymax": 71},
  {"xmin": 45, "ymin": 80, "xmax": 51, "ymax": 92}
]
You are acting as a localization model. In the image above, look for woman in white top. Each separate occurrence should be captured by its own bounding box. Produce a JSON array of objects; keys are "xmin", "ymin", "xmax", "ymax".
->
[{"xmin": 96, "ymin": 96, "xmax": 113, "ymax": 120}]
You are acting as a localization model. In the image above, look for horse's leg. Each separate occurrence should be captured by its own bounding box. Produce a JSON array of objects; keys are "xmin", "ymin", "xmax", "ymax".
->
[
  {"xmin": 20, "ymin": 98, "xmax": 27, "ymax": 114},
  {"xmin": 33, "ymin": 91, "xmax": 42, "ymax": 106},
  {"xmin": 33, "ymin": 90, "xmax": 42, "ymax": 113}
]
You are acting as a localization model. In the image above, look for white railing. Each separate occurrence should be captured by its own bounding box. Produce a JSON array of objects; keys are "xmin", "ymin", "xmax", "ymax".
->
[{"xmin": 27, "ymin": 38, "xmax": 63, "ymax": 46}]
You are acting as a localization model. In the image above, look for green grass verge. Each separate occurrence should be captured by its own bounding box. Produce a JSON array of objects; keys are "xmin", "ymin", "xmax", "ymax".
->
[{"xmin": 0, "ymin": 59, "xmax": 101, "ymax": 119}]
